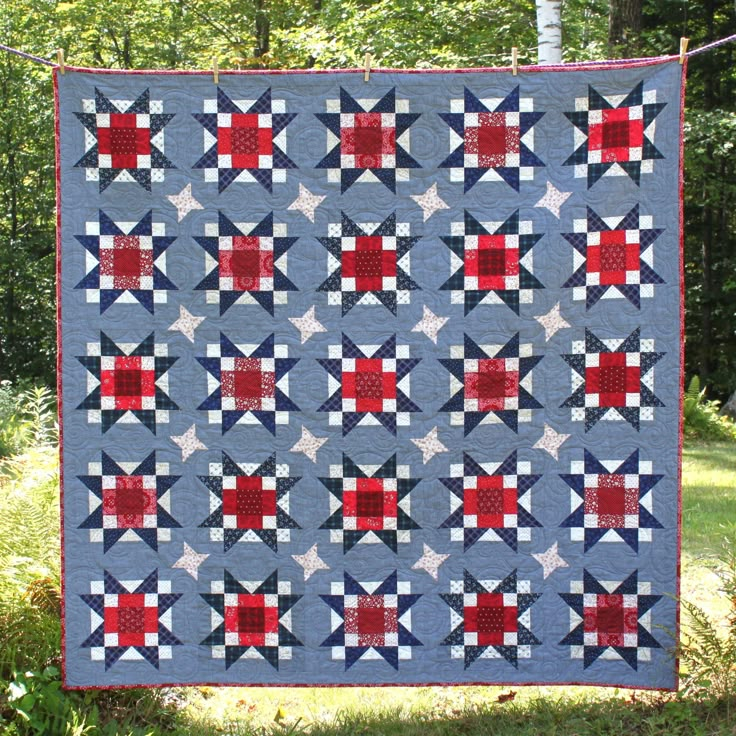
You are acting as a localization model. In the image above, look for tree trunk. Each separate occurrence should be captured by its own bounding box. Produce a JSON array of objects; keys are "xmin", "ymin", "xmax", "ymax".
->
[
  {"xmin": 535, "ymin": 0, "xmax": 562, "ymax": 64},
  {"xmin": 723, "ymin": 391, "xmax": 736, "ymax": 420},
  {"xmin": 608, "ymin": 0, "xmax": 642, "ymax": 56}
]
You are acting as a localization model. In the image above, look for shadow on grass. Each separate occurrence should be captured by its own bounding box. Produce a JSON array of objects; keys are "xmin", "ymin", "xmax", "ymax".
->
[
  {"xmin": 180, "ymin": 694, "xmax": 735, "ymax": 736},
  {"xmin": 683, "ymin": 443, "xmax": 736, "ymax": 473}
]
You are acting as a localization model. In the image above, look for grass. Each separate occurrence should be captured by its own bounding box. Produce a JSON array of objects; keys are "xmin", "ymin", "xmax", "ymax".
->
[
  {"xmin": 1, "ymin": 439, "xmax": 735, "ymax": 735},
  {"xmin": 682, "ymin": 443, "xmax": 736, "ymax": 557}
]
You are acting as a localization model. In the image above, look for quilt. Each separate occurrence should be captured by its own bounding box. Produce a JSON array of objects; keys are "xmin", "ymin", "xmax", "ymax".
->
[{"xmin": 56, "ymin": 58, "xmax": 684, "ymax": 689}]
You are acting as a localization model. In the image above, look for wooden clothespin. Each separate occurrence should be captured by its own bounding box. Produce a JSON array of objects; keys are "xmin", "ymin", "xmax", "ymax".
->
[
  {"xmin": 679, "ymin": 37, "xmax": 689, "ymax": 64},
  {"xmin": 364, "ymin": 52, "xmax": 371, "ymax": 82},
  {"xmin": 57, "ymin": 48, "xmax": 65, "ymax": 74},
  {"xmin": 212, "ymin": 57, "xmax": 219, "ymax": 84},
  {"xmin": 511, "ymin": 47, "xmax": 518, "ymax": 76}
]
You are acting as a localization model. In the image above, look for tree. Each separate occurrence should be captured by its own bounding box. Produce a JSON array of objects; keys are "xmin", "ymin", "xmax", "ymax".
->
[{"xmin": 536, "ymin": 0, "xmax": 562, "ymax": 64}]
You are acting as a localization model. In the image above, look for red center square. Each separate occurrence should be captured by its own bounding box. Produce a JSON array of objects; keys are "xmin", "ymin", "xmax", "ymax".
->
[
  {"xmin": 105, "ymin": 593, "xmax": 158, "ymax": 647},
  {"xmin": 343, "ymin": 477, "xmax": 398, "ymax": 531},
  {"xmin": 218, "ymin": 113, "xmax": 273, "ymax": 168},
  {"xmin": 464, "ymin": 358, "xmax": 519, "ymax": 412},
  {"xmin": 464, "ymin": 593, "xmax": 517, "ymax": 646},
  {"xmin": 342, "ymin": 358, "xmax": 396, "ymax": 414},
  {"xmin": 584, "ymin": 474, "xmax": 638, "ymax": 528},
  {"xmin": 102, "ymin": 476, "xmax": 156, "ymax": 528},
  {"xmin": 238, "ymin": 605, "xmax": 265, "ymax": 633},
  {"xmin": 99, "ymin": 235, "xmax": 154, "ymax": 290},
  {"xmin": 219, "ymin": 236, "xmax": 273, "ymax": 292},
  {"xmin": 586, "ymin": 230, "xmax": 640, "ymax": 286},
  {"xmin": 222, "ymin": 476, "xmax": 277, "ymax": 529},
  {"xmin": 464, "ymin": 112, "xmax": 520, "ymax": 167},
  {"xmin": 221, "ymin": 358, "xmax": 275, "ymax": 412},
  {"xmin": 465, "ymin": 475, "xmax": 517, "ymax": 528},
  {"xmin": 465, "ymin": 234, "xmax": 519, "ymax": 291},
  {"xmin": 231, "ymin": 127, "xmax": 259, "ymax": 155},
  {"xmin": 118, "ymin": 606, "xmax": 146, "ymax": 634},
  {"xmin": 225, "ymin": 594, "xmax": 279, "ymax": 647},
  {"xmin": 585, "ymin": 352, "xmax": 640, "ymax": 408},
  {"xmin": 114, "ymin": 369, "xmax": 142, "ymax": 397},
  {"xmin": 97, "ymin": 113, "xmax": 151, "ymax": 169},
  {"xmin": 344, "ymin": 595, "xmax": 398, "ymax": 647},
  {"xmin": 100, "ymin": 356, "xmax": 156, "ymax": 412},
  {"xmin": 340, "ymin": 113, "xmax": 396, "ymax": 169},
  {"xmin": 587, "ymin": 108, "xmax": 644, "ymax": 163},
  {"xmin": 584, "ymin": 594, "xmax": 638, "ymax": 647},
  {"xmin": 341, "ymin": 236, "xmax": 396, "ymax": 292},
  {"xmin": 358, "ymin": 606, "xmax": 386, "ymax": 635}
]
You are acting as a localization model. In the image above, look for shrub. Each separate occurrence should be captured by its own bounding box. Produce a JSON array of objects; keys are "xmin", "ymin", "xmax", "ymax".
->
[
  {"xmin": 683, "ymin": 376, "xmax": 736, "ymax": 442},
  {"xmin": 0, "ymin": 383, "xmax": 57, "ymax": 458}
]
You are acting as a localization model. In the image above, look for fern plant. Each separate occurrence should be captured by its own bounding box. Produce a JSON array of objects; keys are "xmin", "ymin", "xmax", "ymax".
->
[
  {"xmin": 677, "ymin": 536, "xmax": 736, "ymax": 716},
  {"xmin": 0, "ymin": 383, "xmax": 57, "ymax": 458},
  {"xmin": 683, "ymin": 376, "xmax": 736, "ymax": 442}
]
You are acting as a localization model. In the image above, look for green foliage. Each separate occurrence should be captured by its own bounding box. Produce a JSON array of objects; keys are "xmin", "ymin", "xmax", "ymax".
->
[
  {"xmin": 677, "ymin": 536, "xmax": 736, "ymax": 715},
  {"xmin": 0, "ymin": 382, "xmax": 57, "ymax": 457},
  {"xmin": 683, "ymin": 376, "xmax": 736, "ymax": 442}
]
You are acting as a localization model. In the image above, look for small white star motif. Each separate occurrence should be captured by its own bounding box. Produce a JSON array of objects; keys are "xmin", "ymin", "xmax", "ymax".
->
[
  {"xmin": 412, "ymin": 305, "xmax": 449, "ymax": 344},
  {"xmin": 533, "ymin": 424, "xmax": 570, "ymax": 461},
  {"xmin": 167, "ymin": 183, "xmax": 204, "ymax": 222},
  {"xmin": 171, "ymin": 424, "xmax": 208, "ymax": 462},
  {"xmin": 172, "ymin": 543, "xmax": 209, "ymax": 579},
  {"xmin": 292, "ymin": 544, "xmax": 330, "ymax": 580},
  {"xmin": 288, "ymin": 183, "xmax": 326, "ymax": 222},
  {"xmin": 169, "ymin": 305, "xmax": 206, "ymax": 343},
  {"xmin": 411, "ymin": 182, "xmax": 450, "ymax": 221},
  {"xmin": 412, "ymin": 544, "xmax": 450, "ymax": 580},
  {"xmin": 411, "ymin": 426, "xmax": 449, "ymax": 464},
  {"xmin": 290, "ymin": 425, "xmax": 328, "ymax": 463},
  {"xmin": 535, "ymin": 181, "xmax": 572, "ymax": 219},
  {"xmin": 532, "ymin": 542, "xmax": 569, "ymax": 579},
  {"xmin": 289, "ymin": 305, "xmax": 327, "ymax": 344},
  {"xmin": 535, "ymin": 302, "xmax": 570, "ymax": 341}
]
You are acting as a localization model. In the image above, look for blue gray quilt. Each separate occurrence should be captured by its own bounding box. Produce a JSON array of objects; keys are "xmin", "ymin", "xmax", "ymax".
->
[{"xmin": 57, "ymin": 59, "xmax": 684, "ymax": 689}]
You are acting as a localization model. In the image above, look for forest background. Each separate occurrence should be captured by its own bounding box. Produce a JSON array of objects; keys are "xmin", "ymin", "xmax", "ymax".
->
[{"xmin": 0, "ymin": 0, "xmax": 734, "ymax": 401}]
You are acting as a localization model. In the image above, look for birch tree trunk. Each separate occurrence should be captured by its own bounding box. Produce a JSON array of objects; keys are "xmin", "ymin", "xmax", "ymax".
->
[{"xmin": 535, "ymin": 0, "xmax": 562, "ymax": 64}]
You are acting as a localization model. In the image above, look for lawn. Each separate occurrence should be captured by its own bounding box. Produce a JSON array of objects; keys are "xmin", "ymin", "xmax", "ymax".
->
[{"xmin": 0, "ymin": 440, "xmax": 734, "ymax": 735}]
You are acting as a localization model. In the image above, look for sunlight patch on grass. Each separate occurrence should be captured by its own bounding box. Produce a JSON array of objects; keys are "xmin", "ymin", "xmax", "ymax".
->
[{"xmin": 682, "ymin": 443, "xmax": 736, "ymax": 557}]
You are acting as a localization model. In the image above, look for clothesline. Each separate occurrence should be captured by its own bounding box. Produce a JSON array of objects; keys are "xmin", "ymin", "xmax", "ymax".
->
[{"xmin": 1, "ymin": 33, "xmax": 735, "ymax": 72}]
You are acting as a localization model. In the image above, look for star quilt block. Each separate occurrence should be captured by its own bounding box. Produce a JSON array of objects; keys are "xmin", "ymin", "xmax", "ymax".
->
[
  {"xmin": 439, "ymin": 87, "xmax": 545, "ymax": 192},
  {"xmin": 201, "ymin": 570, "xmax": 302, "ymax": 669},
  {"xmin": 564, "ymin": 82, "xmax": 666, "ymax": 187},
  {"xmin": 74, "ymin": 88, "xmax": 175, "ymax": 191},
  {"xmin": 440, "ymin": 209, "xmax": 544, "ymax": 314},
  {"xmin": 315, "ymin": 88, "xmax": 421, "ymax": 193},
  {"xmin": 197, "ymin": 333, "xmax": 299, "ymax": 434},
  {"xmin": 562, "ymin": 205, "xmax": 665, "ymax": 309},
  {"xmin": 320, "ymin": 571, "xmax": 422, "ymax": 670},
  {"xmin": 319, "ymin": 453, "xmax": 420, "ymax": 553},
  {"xmin": 75, "ymin": 210, "xmax": 177, "ymax": 313},
  {"xmin": 194, "ymin": 212, "xmax": 298, "ymax": 315},
  {"xmin": 198, "ymin": 452, "xmax": 300, "ymax": 552},
  {"xmin": 78, "ymin": 451, "xmax": 180, "ymax": 552},
  {"xmin": 317, "ymin": 212, "xmax": 420, "ymax": 315},
  {"xmin": 193, "ymin": 87, "xmax": 297, "ymax": 192}
]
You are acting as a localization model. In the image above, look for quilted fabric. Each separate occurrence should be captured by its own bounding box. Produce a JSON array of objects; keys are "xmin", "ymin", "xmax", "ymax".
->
[{"xmin": 57, "ymin": 60, "xmax": 684, "ymax": 689}]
